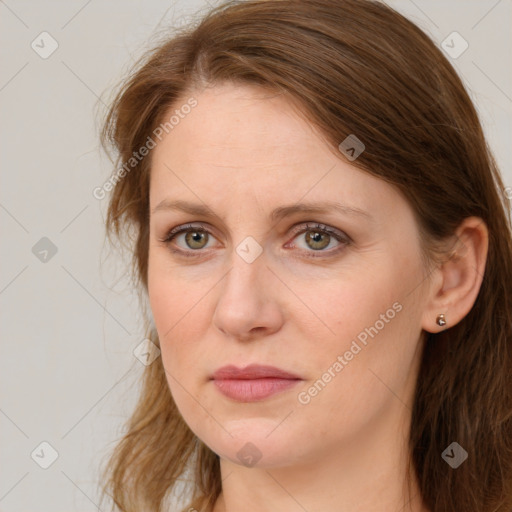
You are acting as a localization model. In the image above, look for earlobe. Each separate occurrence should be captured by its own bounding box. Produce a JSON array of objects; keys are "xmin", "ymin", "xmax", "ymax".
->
[{"xmin": 421, "ymin": 217, "xmax": 489, "ymax": 334}]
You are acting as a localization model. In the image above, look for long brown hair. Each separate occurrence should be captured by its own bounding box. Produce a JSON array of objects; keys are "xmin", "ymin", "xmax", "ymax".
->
[{"xmin": 98, "ymin": 1, "xmax": 512, "ymax": 510}]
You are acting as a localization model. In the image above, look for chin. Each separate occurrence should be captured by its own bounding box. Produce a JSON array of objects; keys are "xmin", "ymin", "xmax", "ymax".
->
[{"xmin": 201, "ymin": 426, "xmax": 306, "ymax": 469}]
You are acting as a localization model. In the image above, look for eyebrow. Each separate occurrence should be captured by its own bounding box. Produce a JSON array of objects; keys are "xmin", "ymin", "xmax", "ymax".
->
[{"xmin": 151, "ymin": 199, "xmax": 374, "ymax": 222}]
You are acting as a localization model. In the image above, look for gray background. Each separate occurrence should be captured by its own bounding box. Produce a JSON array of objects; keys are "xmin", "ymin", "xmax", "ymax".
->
[{"xmin": 1, "ymin": 1, "xmax": 510, "ymax": 510}]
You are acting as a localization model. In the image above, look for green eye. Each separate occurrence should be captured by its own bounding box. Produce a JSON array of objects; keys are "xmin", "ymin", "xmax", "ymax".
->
[
  {"xmin": 182, "ymin": 230, "xmax": 209, "ymax": 250},
  {"xmin": 160, "ymin": 222, "xmax": 351, "ymax": 258}
]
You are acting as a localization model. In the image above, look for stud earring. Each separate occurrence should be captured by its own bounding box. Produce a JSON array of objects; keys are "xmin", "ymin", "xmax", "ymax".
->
[{"xmin": 436, "ymin": 314, "xmax": 447, "ymax": 327}]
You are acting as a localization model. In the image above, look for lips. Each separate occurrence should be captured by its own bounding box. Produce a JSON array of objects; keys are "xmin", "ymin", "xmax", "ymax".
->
[
  {"xmin": 211, "ymin": 364, "xmax": 301, "ymax": 380},
  {"xmin": 210, "ymin": 364, "xmax": 302, "ymax": 402}
]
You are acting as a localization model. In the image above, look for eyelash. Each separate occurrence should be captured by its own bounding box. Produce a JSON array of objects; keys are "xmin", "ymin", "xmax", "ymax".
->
[{"xmin": 158, "ymin": 222, "xmax": 352, "ymax": 259}]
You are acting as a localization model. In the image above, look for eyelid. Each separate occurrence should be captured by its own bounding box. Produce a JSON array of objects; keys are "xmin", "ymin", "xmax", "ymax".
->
[
  {"xmin": 287, "ymin": 222, "xmax": 350, "ymax": 243},
  {"xmin": 163, "ymin": 222, "xmax": 212, "ymax": 241}
]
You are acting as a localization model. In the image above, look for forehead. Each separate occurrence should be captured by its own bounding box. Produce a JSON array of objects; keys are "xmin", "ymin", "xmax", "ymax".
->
[
  {"xmin": 157, "ymin": 83, "xmax": 324, "ymax": 166},
  {"xmin": 149, "ymin": 82, "xmax": 403, "ymax": 222}
]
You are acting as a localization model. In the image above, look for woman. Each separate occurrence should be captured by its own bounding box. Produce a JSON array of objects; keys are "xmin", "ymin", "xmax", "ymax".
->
[{"xmin": 98, "ymin": 0, "xmax": 512, "ymax": 511}]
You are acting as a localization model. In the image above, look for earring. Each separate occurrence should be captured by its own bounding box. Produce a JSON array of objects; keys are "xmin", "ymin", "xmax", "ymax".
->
[{"xmin": 436, "ymin": 314, "xmax": 447, "ymax": 327}]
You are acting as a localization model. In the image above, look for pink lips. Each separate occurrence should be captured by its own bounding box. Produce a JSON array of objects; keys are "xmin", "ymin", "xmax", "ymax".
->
[{"xmin": 211, "ymin": 364, "xmax": 302, "ymax": 402}]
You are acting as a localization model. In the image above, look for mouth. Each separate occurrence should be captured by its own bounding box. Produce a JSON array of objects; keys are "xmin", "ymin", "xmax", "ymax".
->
[{"xmin": 210, "ymin": 364, "xmax": 303, "ymax": 402}]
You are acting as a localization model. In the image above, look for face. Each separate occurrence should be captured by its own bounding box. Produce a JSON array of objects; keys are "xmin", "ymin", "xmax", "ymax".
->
[{"xmin": 148, "ymin": 82, "xmax": 430, "ymax": 468}]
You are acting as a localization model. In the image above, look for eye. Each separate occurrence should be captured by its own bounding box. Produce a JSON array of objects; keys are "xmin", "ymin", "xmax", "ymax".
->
[
  {"xmin": 158, "ymin": 223, "xmax": 215, "ymax": 256},
  {"xmin": 285, "ymin": 222, "xmax": 351, "ymax": 257},
  {"xmin": 158, "ymin": 222, "xmax": 351, "ymax": 258}
]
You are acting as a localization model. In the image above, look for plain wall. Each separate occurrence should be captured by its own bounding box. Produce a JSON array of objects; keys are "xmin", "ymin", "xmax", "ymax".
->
[{"xmin": 0, "ymin": 1, "xmax": 510, "ymax": 510}]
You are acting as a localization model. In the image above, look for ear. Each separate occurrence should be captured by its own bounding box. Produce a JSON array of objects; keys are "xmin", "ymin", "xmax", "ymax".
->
[{"xmin": 421, "ymin": 216, "xmax": 489, "ymax": 333}]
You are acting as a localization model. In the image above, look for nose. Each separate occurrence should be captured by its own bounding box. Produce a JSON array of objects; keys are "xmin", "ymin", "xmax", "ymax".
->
[{"xmin": 212, "ymin": 248, "xmax": 284, "ymax": 342}]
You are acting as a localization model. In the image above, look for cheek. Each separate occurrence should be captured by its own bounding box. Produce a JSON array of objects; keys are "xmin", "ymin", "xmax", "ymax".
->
[
  {"xmin": 147, "ymin": 260, "xmax": 214, "ymax": 392},
  {"xmin": 303, "ymin": 263, "xmax": 401, "ymax": 346},
  {"xmin": 297, "ymin": 254, "xmax": 421, "ymax": 396},
  {"xmin": 301, "ymin": 265, "xmax": 423, "ymax": 420},
  {"xmin": 148, "ymin": 268, "xmax": 189, "ymax": 369},
  {"xmin": 147, "ymin": 253, "xmax": 196, "ymax": 337}
]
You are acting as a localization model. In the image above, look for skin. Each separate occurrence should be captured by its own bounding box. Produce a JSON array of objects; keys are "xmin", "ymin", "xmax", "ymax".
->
[{"xmin": 147, "ymin": 82, "xmax": 488, "ymax": 512}]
